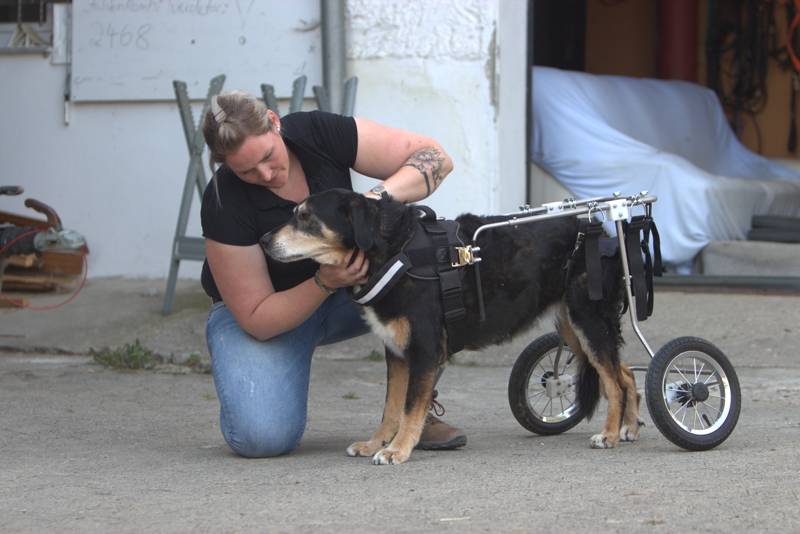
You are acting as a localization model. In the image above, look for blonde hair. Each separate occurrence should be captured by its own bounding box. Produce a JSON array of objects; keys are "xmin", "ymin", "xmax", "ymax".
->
[
  {"xmin": 203, "ymin": 90, "xmax": 274, "ymax": 166},
  {"xmin": 202, "ymin": 90, "xmax": 275, "ymax": 204}
]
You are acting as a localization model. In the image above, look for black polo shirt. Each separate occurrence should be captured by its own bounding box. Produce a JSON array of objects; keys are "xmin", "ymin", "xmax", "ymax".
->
[{"xmin": 200, "ymin": 111, "xmax": 357, "ymax": 301}]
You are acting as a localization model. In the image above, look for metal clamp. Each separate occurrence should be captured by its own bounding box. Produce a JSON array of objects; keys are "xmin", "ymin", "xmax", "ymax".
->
[{"xmin": 451, "ymin": 245, "xmax": 481, "ymax": 267}]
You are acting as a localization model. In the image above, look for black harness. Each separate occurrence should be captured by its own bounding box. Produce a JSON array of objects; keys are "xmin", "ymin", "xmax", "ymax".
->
[{"xmin": 351, "ymin": 206, "xmax": 470, "ymax": 354}]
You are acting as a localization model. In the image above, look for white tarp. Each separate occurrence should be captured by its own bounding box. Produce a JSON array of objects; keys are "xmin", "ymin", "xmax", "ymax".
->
[{"xmin": 531, "ymin": 66, "xmax": 800, "ymax": 271}]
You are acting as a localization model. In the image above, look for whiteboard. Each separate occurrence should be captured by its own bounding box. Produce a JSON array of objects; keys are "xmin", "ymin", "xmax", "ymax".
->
[{"xmin": 71, "ymin": 0, "xmax": 322, "ymax": 101}]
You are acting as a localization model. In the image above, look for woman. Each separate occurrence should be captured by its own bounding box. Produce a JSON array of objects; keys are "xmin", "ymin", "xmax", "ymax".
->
[{"xmin": 200, "ymin": 90, "xmax": 464, "ymax": 458}]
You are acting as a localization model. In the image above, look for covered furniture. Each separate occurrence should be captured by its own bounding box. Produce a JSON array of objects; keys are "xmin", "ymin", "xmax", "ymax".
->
[{"xmin": 531, "ymin": 66, "xmax": 800, "ymax": 272}]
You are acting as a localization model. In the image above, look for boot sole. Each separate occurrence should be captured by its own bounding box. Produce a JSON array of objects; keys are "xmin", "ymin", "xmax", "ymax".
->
[{"xmin": 415, "ymin": 435, "xmax": 467, "ymax": 451}]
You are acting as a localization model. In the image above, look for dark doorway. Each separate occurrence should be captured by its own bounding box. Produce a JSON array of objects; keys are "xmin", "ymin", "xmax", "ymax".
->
[{"xmin": 532, "ymin": 0, "xmax": 587, "ymax": 71}]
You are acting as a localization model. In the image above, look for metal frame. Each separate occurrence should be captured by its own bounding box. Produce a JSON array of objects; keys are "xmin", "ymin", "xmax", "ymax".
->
[
  {"xmin": 468, "ymin": 192, "xmax": 659, "ymax": 363},
  {"xmin": 260, "ymin": 75, "xmax": 359, "ymax": 116},
  {"xmin": 161, "ymin": 75, "xmax": 225, "ymax": 315}
]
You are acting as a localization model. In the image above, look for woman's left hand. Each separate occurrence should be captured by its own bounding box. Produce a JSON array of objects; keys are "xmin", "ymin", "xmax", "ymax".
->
[{"xmin": 318, "ymin": 249, "xmax": 369, "ymax": 288}]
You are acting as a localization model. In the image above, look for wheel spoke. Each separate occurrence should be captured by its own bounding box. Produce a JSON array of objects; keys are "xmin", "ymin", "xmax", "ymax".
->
[
  {"xmin": 680, "ymin": 402, "xmax": 689, "ymax": 426},
  {"xmin": 699, "ymin": 400, "xmax": 721, "ymax": 416},
  {"xmin": 537, "ymin": 362, "xmax": 548, "ymax": 377},
  {"xmin": 694, "ymin": 406, "xmax": 705, "ymax": 430},
  {"xmin": 704, "ymin": 373, "xmax": 719, "ymax": 386},
  {"xmin": 670, "ymin": 363, "xmax": 694, "ymax": 385},
  {"xmin": 670, "ymin": 397, "xmax": 691, "ymax": 417},
  {"xmin": 696, "ymin": 361, "xmax": 706, "ymax": 382}
]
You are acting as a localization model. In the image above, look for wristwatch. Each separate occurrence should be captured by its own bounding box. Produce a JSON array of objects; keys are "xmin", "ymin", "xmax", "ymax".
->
[{"xmin": 366, "ymin": 184, "xmax": 389, "ymax": 199}]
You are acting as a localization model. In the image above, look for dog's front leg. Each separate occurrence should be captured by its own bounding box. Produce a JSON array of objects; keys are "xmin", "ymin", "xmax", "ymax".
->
[
  {"xmin": 346, "ymin": 349, "xmax": 408, "ymax": 458},
  {"xmin": 372, "ymin": 363, "xmax": 438, "ymax": 465}
]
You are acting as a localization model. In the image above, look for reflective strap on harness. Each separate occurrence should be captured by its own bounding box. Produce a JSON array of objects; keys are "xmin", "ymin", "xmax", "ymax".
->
[{"xmin": 351, "ymin": 254, "xmax": 411, "ymax": 305}]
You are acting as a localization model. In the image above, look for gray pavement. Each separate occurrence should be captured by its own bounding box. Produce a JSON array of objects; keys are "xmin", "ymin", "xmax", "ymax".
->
[{"xmin": 1, "ymin": 278, "xmax": 800, "ymax": 532}]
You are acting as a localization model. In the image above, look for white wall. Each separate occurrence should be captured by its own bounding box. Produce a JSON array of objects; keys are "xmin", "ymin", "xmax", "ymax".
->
[
  {"xmin": 0, "ymin": 0, "xmax": 528, "ymax": 279},
  {"xmin": 0, "ymin": 55, "xmax": 205, "ymax": 278}
]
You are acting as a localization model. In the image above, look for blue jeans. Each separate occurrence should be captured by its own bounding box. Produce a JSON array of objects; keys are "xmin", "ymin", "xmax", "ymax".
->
[{"xmin": 206, "ymin": 289, "xmax": 370, "ymax": 458}]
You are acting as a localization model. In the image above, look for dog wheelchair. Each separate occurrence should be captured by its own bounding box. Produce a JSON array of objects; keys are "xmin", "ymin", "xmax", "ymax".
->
[{"xmin": 466, "ymin": 192, "xmax": 741, "ymax": 451}]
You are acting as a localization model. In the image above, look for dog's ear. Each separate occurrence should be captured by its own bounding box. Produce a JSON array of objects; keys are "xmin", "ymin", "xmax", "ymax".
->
[{"xmin": 349, "ymin": 195, "xmax": 377, "ymax": 252}]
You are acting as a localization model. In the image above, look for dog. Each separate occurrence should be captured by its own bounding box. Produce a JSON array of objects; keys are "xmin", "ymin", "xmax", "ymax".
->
[{"xmin": 261, "ymin": 188, "xmax": 643, "ymax": 464}]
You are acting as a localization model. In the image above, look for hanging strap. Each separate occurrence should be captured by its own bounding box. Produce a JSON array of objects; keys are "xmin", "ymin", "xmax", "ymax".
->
[
  {"xmin": 562, "ymin": 222, "xmax": 586, "ymax": 287},
  {"xmin": 423, "ymin": 220, "xmax": 467, "ymax": 355},
  {"xmin": 439, "ymin": 268, "xmax": 466, "ymax": 355},
  {"xmin": 625, "ymin": 215, "xmax": 663, "ymax": 321},
  {"xmin": 626, "ymin": 217, "xmax": 649, "ymax": 320},
  {"xmin": 584, "ymin": 221, "xmax": 605, "ymax": 301}
]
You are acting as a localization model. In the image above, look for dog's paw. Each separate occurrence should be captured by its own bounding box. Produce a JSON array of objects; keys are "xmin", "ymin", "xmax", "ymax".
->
[
  {"xmin": 346, "ymin": 440, "xmax": 384, "ymax": 457},
  {"xmin": 372, "ymin": 448, "xmax": 410, "ymax": 465},
  {"xmin": 619, "ymin": 419, "xmax": 645, "ymax": 442},
  {"xmin": 589, "ymin": 433, "xmax": 616, "ymax": 449}
]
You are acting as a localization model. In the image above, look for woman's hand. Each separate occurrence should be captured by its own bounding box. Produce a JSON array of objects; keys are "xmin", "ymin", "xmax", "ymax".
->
[{"xmin": 318, "ymin": 249, "xmax": 369, "ymax": 288}]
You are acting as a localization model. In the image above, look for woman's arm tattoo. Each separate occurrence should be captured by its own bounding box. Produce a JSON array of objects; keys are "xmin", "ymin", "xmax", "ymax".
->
[{"xmin": 401, "ymin": 147, "xmax": 445, "ymax": 196}]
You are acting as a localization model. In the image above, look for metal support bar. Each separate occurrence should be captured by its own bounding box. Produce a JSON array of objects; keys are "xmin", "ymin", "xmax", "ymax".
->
[
  {"xmin": 321, "ymin": 0, "xmax": 346, "ymax": 114},
  {"xmin": 260, "ymin": 83, "xmax": 279, "ymax": 113},
  {"xmin": 162, "ymin": 75, "xmax": 225, "ymax": 315},
  {"xmin": 290, "ymin": 76, "xmax": 307, "ymax": 113},
  {"xmin": 615, "ymin": 219, "xmax": 655, "ymax": 359},
  {"xmin": 262, "ymin": 74, "xmax": 356, "ymax": 117},
  {"xmin": 342, "ymin": 76, "xmax": 358, "ymax": 116},
  {"xmin": 473, "ymin": 194, "xmax": 658, "ymax": 243},
  {"xmin": 313, "ymin": 85, "xmax": 331, "ymax": 112}
]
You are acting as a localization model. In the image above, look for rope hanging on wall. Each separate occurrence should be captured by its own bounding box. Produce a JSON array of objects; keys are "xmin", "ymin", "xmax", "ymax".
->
[{"xmin": 706, "ymin": 0, "xmax": 800, "ymax": 154}]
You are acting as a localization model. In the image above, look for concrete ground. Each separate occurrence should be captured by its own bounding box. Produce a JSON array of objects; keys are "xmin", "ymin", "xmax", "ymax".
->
[{"xmin": 1, "ymin": 278, "xmax": 799, "ymax": 532}]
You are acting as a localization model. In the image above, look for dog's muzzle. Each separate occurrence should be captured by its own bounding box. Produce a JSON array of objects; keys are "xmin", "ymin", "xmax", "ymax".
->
[{"xmin": 259, "ymin": 230, "xmax": 292, "ymax": 261}]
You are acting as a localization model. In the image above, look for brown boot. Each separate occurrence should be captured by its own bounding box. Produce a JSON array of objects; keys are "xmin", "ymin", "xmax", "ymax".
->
[
  {"xmin": 416, "ymin": 414, "xmax": 467, "ymax": 450},
  {"xmin": 415, "ymin": 391, "xmax": 466, "ymax": 450}
]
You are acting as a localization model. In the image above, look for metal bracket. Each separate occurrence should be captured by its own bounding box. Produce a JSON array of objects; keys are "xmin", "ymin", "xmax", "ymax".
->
[
  {"xmin": 543, "ymin": 201, "xmax": 563, "ymax": 213},
  {"xmin": 608, "ymin": 199, "xmax": 630, "ymax": 221}
]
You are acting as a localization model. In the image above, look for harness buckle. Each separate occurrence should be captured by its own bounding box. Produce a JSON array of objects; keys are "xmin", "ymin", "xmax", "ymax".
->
[{"xmin": 451, "ymin": 245, "xmax": 480, "ymax": 268}]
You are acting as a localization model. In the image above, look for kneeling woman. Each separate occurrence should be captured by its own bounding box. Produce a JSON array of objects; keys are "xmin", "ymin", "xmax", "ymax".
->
[{"xmin": 201, "ymin": 91, "xmax": 465, "ymax": 457}]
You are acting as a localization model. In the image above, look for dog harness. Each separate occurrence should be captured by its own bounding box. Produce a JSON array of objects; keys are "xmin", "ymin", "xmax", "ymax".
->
[{"xmin": 351, "ymin": 206, "xmax": 472, "ymax": 354}]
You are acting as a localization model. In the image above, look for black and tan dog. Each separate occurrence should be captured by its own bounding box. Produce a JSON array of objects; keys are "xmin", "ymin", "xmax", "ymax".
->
[{"xmin": 261, "ymin": 188, "xmax": 642, "ymax": 464}]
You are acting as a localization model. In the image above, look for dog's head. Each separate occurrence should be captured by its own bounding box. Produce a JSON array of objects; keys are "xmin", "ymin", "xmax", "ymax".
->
[{"xmin": 260, "ymin": 188, "xmax": 381, "ymax": 265}]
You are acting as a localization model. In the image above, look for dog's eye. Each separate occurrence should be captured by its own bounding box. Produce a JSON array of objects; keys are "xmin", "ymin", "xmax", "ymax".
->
[{"xmin": 296, "ymin": 210, "xmax": 310, "ymax": 223}]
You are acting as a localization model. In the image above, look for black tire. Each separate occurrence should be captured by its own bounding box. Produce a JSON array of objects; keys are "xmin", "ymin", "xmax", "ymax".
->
[
  {"xmin": 508, "ymin": 332, "xmax": 585, "ymax": 435},
  {"xmin": 747, "ymin": 228, "xmax": 800, "ymax": 243},
  {"xmin": 645, "ymin": 337, "xmax": 741, "ymax": 451},
  {"xmin": 751, "ymin": 214, "xmax": 800, "ymax": 231}
]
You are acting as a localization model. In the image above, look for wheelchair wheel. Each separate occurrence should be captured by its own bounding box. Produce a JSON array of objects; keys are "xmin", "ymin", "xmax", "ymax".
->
[
  {"xmin": 645, "ymin": 337, "xmax": 741, "ymax": 451},
  {"xmin": 508, "ymin": 332, "xmax": 585, "ymax": 435}
]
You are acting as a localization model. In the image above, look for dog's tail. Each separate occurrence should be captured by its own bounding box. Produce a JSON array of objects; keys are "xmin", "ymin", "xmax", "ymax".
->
[{"xmin": 576, "ymin": 358, "xmax": 600, "ymax": 420}]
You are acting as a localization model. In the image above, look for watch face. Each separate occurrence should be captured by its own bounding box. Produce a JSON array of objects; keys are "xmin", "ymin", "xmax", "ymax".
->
[{"xmin": 371, "ymin": 185, "xmax": 386, "ymax": 194}]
